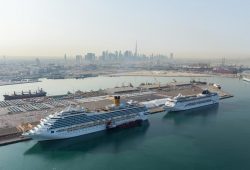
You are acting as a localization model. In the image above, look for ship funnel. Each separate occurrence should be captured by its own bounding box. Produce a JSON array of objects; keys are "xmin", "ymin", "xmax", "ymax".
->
[{"xmin": 113, "ymin": 96, "xmax": 120, "ymax": 107}]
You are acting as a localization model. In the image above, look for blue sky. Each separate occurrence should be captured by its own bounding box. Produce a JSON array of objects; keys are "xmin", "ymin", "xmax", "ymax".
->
[{"xmin": 0, "ymin": 0, "xmax": 250, "ymax": 58}]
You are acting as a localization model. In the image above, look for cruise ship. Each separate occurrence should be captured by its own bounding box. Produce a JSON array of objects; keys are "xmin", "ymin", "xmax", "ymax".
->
[
  {"xmin": 164, "ymin": 90, "xmax": 219, "ymax": 112},
  {"xmin": 23, "ymin": 98, "xmax": 148, "ymax": 141},
  {"xmin": 243, "ymin": 77, "xmax": 250, "ymax": 82}
]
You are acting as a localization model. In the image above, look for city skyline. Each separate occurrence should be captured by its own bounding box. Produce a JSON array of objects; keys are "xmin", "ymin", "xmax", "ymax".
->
[{"xmin": 1, "ymin": 0, "xmax": 250, "ymax": 59}]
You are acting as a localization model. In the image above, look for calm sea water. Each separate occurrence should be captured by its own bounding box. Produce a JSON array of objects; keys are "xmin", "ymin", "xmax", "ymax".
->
[{"xmin": 0, "ymin": 76, "xmax": 250, "ymax": 170}]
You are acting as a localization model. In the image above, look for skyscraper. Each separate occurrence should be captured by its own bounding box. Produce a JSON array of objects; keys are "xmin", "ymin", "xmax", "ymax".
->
[
  {"xmin": 170, "ymin": 53, "xmax": 174, "ymax": 59},
  {"xmin": 35, "ymin": 58, "xmax": 41, "ymax": 66},
  {"xmin": 85, "ymin": 53, "xmax": 96, "ymax": 63},
  {"xmin": 134, "ymin": 41, "xmax": 138, "ymax": 57},
  {"xmin": 221, "ymin": 57, "xmax": 226, "ymax": 66},
  {"xmin": 64, "ymin": 54, "xmax": 67, "ymax": 62},
  {"xmin": 75, "ymin": 55, "xmax": 83, "ymax": 65},
  {"xmin": 3, "ymin": 56, "xmax": 6, "ymax": 65}
]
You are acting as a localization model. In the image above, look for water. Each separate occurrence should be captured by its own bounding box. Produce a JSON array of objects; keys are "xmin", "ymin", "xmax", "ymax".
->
[
  {"xmin": 0, "ymin": 76, "xmax": 189, "ymax": 100},
  {"xmin": 0, "ymin": 76, "xmax": 250, "ymax": 170}
]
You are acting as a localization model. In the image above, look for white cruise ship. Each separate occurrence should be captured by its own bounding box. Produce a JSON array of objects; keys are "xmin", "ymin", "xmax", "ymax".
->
[
  {"xmin": 243, "ymin": 77, "xmax": 250, "ymax": 82},
  {"xmin": 23, "ymin": 102, "xmax": 148, "ymax": 141},
  {"xmin": 164, "ymin": 90, "xmax": 219, "ymax": 112}
]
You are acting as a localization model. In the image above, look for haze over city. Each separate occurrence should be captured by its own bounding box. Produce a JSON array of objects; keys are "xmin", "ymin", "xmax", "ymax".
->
[
  {"xmin": 2, "ymin": 1, "xmax": 250, "ymax": 170},
  {"xmin": 1, "ymin": 0, "xmax": 250, "ymax": 59}
]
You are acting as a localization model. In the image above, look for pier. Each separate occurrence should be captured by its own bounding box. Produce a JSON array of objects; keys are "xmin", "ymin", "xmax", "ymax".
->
[{"xmin": 0, "ymin": 81, "xmax": 233, "ymax": 146}]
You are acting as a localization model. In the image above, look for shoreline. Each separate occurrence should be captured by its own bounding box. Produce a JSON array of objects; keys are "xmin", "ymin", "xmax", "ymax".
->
[
  {"xmin": 0, "ymin": 80, "xmax": 41, "ymax": 87},
  {"xmin": 108, "ymin": 71, "xmax": 239, "ymax": 78}
]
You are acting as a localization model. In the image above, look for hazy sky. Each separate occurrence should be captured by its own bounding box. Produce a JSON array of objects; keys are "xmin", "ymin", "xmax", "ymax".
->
[{"xmin": 0, "ymin": 0, "xmax": 250, "ymax": 58}]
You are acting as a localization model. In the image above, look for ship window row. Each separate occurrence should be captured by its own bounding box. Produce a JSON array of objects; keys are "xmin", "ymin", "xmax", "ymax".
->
[
  {"xmin": 57, "ymin": 120, "xmax": 106, "ymax": 132},
  {"xmin": 51, "ymin": 116, "xmax": 104, "ymax": 129},
  {"xmin": 51, "ymin": 121, "xmax": 73, "ymax": 128},
  {"xmin": 62, "ymin": 115, "xmax": 97, "ymax": 122},
  {"xmin": 53, "ymin": 120, "xmax": 83, "ymax": 127},
  {"xmin": 51, "ymin": 124, "xmax": 68, "ymax": 129},
  {"xmin": 58, "ymin": 117, "xmax": 95, "ymax": 125},
  {"xmin": 52, "ymin": 124, "xmax": 77, "ymax": 129},
  {"xmin": 61, "ymin": 106, "xmax": 145, "ymax": 121},
  {"xmin": 55, "ymin": 117, "xmax": 88, "ymax": 124},
  {"xmin": 67, "ymin": 122, "xmax": 102, "ymax": 131},
  {"xmin": 51, "ymin": 113, "xmax": 137, "ymax": 130},
  {"xmin": 51, "ymin": 119, "xmax": 91, "ymax": 128},
  {"xmin": 64, "ymin": 114, "xmax": 104, "ymax": 122},
  {"xmin": 51, "ymin": 118, "xmax": 88, "ymax": 128},
  {"xmin": 54, "ymin": 120, "xmax": 70, "ymax": 126},
  {"xmin": 50, "ymin": 107, "xmax": 146, "ymax": 129},
  {"xmin": 58, "ymin": 124, "xmax": 87, "ymax": 132},
  {"xmin": 64, "ymin": 114, "xmax": 93, "ymax": 120},
  {"xmin": 185, "ymin": 99, "xmax": 212, "ymax": 106},
  {"xmin": 178, "ymin": 96, "xmax": 212, "ymax": 103},
  {"xmin": 56, "ymin": 114, "xmax": 137, "ymax": 132},
  {"xmin": 51, "ymin": 113, "xmax": 128, "ymax": 129},
  {"xmin": 57, "ymin": 113, "xmax": 133, "ymax": 127}
]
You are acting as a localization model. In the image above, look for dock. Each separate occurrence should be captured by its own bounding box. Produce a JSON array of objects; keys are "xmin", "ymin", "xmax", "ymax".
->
[
  {"xmin": 0, "ymin": 136, "xmax": 31, "ymax": 146},
  {"xmin": 0, "ymin": 81, "xmax": 233, "ymax": 146}
]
